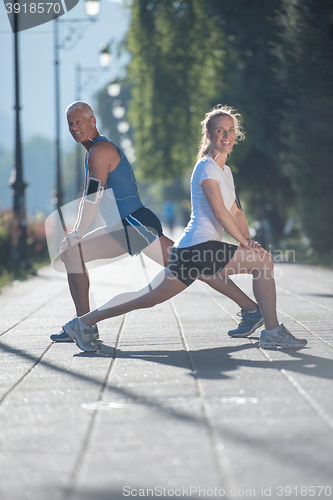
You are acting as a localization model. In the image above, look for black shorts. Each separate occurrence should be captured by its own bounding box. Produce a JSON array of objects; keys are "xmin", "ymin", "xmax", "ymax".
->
[
  {"xmin": 167, "ymin": 241, "xmax": 238, "ymax": 287},
  {"xmin": 109, "ymin": 207, "xmax": 163, "ymax": 256}
]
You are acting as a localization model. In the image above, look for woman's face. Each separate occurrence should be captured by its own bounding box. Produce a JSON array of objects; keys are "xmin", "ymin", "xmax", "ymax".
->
[{"xmin": 208, "ymin": 114, "xmax": 236, "ymax": 156}]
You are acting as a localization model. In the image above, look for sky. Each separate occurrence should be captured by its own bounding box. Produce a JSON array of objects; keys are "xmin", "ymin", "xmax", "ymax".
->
[{"xmin": 0, "ymin": 0, "xmax": 130, "ymax": 151}]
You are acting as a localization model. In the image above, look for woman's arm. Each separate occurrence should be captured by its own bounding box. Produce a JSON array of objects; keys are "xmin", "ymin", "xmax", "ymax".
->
[
  {"xmin": 230, "ymin": 200, "xmax": 264, "ymax": 250},
  {"xmin": 201, "ymin": 179, "xmax": 250, "ymax": 247},
  {"xmin": 229, "ymin": 201, "xmax": 251, "ymax": 239}
]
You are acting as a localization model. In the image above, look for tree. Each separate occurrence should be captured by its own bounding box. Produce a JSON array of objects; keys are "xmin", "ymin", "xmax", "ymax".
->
[
  {"xmin": 126, "ymin": 0, "xmax": 225, "ymax": 181},
  {"xmin": 202, "ymin": 0, "xmax": 294, "ymax": 243},
  {"xmin": 125, "ymin": 0, "xmax": 333, "ymax": 261},
  {"xmin": 275, "ymin": 0, "xmax": 333, "ymax": 263}
]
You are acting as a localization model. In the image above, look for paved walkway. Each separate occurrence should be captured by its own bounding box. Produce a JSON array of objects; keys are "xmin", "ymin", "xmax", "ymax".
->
[{"xmin": 0, "ymin": 244, "xmax": 333, "ymax": 500}]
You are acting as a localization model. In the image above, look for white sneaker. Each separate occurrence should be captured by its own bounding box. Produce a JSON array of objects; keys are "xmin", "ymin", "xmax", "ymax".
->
[
  {"xmin": 62, "ymin": 318, "xmax": 101, "ymax": 352},
  {"xmin": 259, "ymin": 324, "xmax": 307, "ymax": 349},
  {"xmin": 50, "ymin": 325, "xmax": 99, "ymax": 342}
]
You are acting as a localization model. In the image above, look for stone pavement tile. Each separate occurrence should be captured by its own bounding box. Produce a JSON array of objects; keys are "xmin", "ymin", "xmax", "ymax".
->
[
  {"xmin": 0, "ymin": 266, "xmax": 68, "ymax": 333},
  {"xmin": 170, "ymin": 283, "xmax": 333, "ymax": 496},
  {"xmin": 0, "ymin": 315, "xmax": 125, "ymax": 500},
  {"xmin": 72, "ymin": 303, "xmax": 226, "ymax": 499},
  {"xmin": 0, "ymin": 257, "xmax": 168, "ymax": 500},
  {"xmin": 274, "ymin": 263, "xmax": 333, "ymax": 319},
  {"xmin": 0, "ymin": 280, "xmax": 74, "ymax": 399},
  {"xmin": 0, "ymin": 261, "xmax": 133, "ymax": 500},
  {"xmin": 0, "ymin": 258, "xmax": 332, "ymax": 500}
]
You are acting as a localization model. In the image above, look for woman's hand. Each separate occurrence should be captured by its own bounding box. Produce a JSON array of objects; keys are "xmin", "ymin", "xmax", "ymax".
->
[
  {"xmin": 240, "ymin": 239, "xmax": 270, "ymax": 257},
  {"xmin": 246, "ymin": 238, "xmax": 262, "ymax": 250}
]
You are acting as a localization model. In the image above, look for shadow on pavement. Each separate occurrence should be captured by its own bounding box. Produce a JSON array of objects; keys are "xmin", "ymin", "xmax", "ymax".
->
[{"xmin": 84, "ymin": 341, "xmax": 333, "ymax": 382}]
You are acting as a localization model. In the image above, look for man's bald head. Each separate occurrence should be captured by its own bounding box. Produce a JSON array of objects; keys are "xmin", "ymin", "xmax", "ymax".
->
[{"xmin": 65, "ymin": 101, "xmax": 94, "ymax": 119}]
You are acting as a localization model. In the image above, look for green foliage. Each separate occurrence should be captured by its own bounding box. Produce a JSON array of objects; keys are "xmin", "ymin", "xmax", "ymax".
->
[
  {"xmin": 275, "ymin": 0, "xmax": 333, "ymax": 264},
  {"xmin": 126, "ymin": 0, "xmax": 225, "ymax": 181},
  {"xmin": 0, "ymin": 210, "xmax": 49, "ymax": 278},
  {"xmin": 123, "ymin": 0, "xmax": 332, "ymax": 262},
  {"xmin": 202, "ymin": 0, "xmax": 295, "ymax": 241}
]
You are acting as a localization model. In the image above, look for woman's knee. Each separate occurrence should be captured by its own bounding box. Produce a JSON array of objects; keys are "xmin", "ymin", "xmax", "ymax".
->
[{"xmin": 251, "ymin": 252, "xmax": 274, "ymax": 278}]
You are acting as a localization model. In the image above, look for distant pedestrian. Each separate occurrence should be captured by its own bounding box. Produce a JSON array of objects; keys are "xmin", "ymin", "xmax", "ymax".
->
[{"xmin": 163, "ymin": 201, "xmax": 175, "ymax": 234}]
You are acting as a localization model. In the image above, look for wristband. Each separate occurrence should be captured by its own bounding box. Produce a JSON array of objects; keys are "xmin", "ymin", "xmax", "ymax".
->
[{"xmin": 73, "ymin": 230, "xmax": 82, "ymax": 240}]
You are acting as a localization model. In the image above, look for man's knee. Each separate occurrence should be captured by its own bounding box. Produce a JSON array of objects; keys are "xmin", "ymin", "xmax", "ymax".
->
[{"xmin": 63, "ymin": 248, "xmax": 86, "ymax": 274}]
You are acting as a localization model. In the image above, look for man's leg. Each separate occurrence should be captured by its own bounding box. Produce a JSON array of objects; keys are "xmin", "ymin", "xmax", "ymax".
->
[
  {"xmin": 52, "ymin": 227, "xmax": 127, "ymax": 341},
  {"xmin": 64, "ymin": 227, "xmax": 127, "ymax": 315},
  {"xmin": 67, "ymin": 255, "xmax": 90, "ymax": 317}
]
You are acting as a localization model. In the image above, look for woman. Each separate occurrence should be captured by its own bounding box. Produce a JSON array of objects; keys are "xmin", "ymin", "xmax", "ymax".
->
[{"xmin": 62, "ymin": 105, "xmax": 307, "ymax": 352}]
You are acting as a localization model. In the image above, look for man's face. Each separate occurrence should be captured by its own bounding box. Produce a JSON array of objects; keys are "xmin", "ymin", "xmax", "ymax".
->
[{"xmin": 67, "ymin": 109, "xmax": 95, "ymax": 143}]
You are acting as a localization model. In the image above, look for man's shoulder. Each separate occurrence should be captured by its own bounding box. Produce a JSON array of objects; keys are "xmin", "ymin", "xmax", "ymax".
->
[
  {"xmin": 87, "ymin": 139, "xmax": 121, "ymax": 173},
  {"xmin": 90, "ymin": 138, "xmax": 119, "ymax": 158}
]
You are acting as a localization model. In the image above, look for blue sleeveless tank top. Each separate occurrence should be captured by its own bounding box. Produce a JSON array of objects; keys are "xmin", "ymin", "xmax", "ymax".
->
[{"xmin": 85, "ymin": 136, "xmax": 143, "ymax": 225}]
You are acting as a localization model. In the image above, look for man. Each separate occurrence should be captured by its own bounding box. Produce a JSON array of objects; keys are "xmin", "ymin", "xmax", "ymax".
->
[{"xmin": 51, "ymin": 101, "xmax": 263, "ymax": 342}]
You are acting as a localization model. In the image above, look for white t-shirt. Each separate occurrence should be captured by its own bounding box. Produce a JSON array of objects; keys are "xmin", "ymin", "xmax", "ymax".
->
[{"xmin": 175, "ymin": 155, "xmax": 236, "ymax": 248}]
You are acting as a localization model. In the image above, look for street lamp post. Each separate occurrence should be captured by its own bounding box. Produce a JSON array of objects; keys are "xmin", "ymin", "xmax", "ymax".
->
[
  {"xmin": 53, "ymin": 1, "xmax": 100, "ymax": 211},
  {"xmin": 54, "ymin": 16, "xmax": 63, "ymax": 212},
  {"xmin": 10, "ymin": 9, "xmax": 28, "ymax": 271}
]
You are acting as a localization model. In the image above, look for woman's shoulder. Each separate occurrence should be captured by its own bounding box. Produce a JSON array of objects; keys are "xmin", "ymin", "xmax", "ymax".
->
[
  {"xmin": 199, "ymin": 154, "xmax": 215, "ymax": 165},
  {"xmin": 194, "ymin": 155, "xmax": 217, "ymax": 173}
]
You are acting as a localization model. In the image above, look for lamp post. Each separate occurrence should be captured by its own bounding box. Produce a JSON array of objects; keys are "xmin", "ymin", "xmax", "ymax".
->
[
  {"xmin": 9, "ymin": 8, "xmax": 28, "ymax": 271},
  {"xmin": 54, "ymin": 0, "xmax": 100, "ymax": 212},
  {"xmin": 54, "ymin": 16, "xmax": 62, "ymax": 212}
]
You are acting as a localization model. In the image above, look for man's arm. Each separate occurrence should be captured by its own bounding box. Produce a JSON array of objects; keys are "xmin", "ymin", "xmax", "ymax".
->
[
  {"xmin": 60, "ymin": 142, "xmax": 119, "ymax": 259},
  {"xmin": 71, "ymin": 141, "xmax": 120, "ymax": 238},
  {"xmin": 73, "ymin": 174, "xmax": 88, "ymax": 232}
]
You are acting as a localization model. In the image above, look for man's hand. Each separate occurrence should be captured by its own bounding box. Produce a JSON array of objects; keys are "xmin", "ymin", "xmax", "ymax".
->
[{"xmin": 59, "ymin": 232, "xmax": 79, "ymax": 262}]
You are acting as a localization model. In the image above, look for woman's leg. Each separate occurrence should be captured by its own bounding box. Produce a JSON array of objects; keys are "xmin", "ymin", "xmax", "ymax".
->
[
  {"xmin": 220, "ymin": 247, "xmax": 279, "ymax": 330},
  {"xmin": 144, "ymin": 235, "xmax": 258, "ymax": 311},
  {"xmin": 80, "ymin": 269, "xmax": 187, "ymax": 327},
  {"xmin": 200, "ymin": 274, "xmax": 258, "ymax": 311}
]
